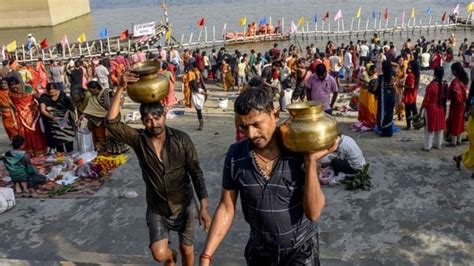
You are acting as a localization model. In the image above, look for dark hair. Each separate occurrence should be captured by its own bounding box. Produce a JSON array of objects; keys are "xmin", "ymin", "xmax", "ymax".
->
[
  {"xmin": 451, "ymin": 62, "xmax": 469, "ymax": 85},
  {"xmin": 87, "ymin": 80, "xmax": 102, "ymax": 90},
  {"xmin": 234, "ymin": 87, "xmax": 274, "ymax": 115},
  {"xmin": 433, "ymin": 67, "xmax": 444, "ymax": 107},
  {"xmin": 315, "ymin": 64, "xmax": 327, "ymax": 76},
  {"xmin": 7, "ymin": 76, "xmax": 21, "ymax": 86},
  {"xmin": 139, "ymin": 102, "xmax": 165, "ymax": 120},
  {"xmin": 46, "ymin": 82, "xmax": 59, "ymax": 93},
  {"xmin": 12, "ymin": 135, "xmax": 25, "ymax": 149}
]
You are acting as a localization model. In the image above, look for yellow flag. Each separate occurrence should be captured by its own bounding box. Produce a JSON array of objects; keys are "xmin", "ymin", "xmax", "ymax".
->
[
  {"xmin": 165, "ymin": 28, "xmax": 172, "ymax": 42},
  {"xmin": 297, "ymin": 16, "xmax": 305, "ymax": 27},
  {"xmin": 356, "ymin": 7, "xmax": 362, "ymax": 18},
  {"xmin": 467, "ymin": 2, "xmax": 473, "ymax": 12},
  {"xmin": 239, "ymin": 16, "xmax": 247, "ymax": 26},
  {"xmin": 410, "ymin": 8, "xmax": 415, "ymax": 18},
  {"xmin": 77, "ymin": 32, "xmax": 87, "ymax": 44},
  {"xmin": 6, "ymin": 40, "xmax": 17, "ymax": 52}
]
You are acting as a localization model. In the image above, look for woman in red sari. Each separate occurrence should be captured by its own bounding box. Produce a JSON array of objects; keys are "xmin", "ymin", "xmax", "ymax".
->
[
  {"xmin": 419, "ymin": 67, "xmax": 446, "ymax": 151},
  {"xmin": 0, "ymin": 78, "xmax": 18, "ymax": 139},
  {"xmin": 447, "ymin": 62, "xmax": 469, "ymax": 147},
  {"xmin": 7, "ymin": 76, "xmax": 46, "ymax": 155}
]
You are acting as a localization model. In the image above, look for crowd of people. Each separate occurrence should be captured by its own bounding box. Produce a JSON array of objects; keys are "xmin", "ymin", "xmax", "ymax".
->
[{"xmin": 0, "ymin": 32, "xmax": 474, "ymax": 264}]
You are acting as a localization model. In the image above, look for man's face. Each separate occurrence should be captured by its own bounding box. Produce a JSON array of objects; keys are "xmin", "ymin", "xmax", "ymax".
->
[
  {"xmin": 143, "ymin": 113, "xmax": 166, "ymax": 136},
  {"xmin": 237, "ymin": 109, "xmax": 278, "ymax": 149},
  {"xmin": 318, "ymin": 72, "xmax": 326, "ymax": 81}
]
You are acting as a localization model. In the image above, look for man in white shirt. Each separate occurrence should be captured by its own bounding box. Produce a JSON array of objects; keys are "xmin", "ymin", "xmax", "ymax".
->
[
  {"xmin": 420, "ymin": 48, "xmax": 431, "ymax": 70},
  {"xmin": 344, "ymin": 47, "xmax": 354, "ymax": 82},
  {"xmin": 95, "ymin": 61, "xmax": 110, "ymax": 89},
  {"xmin": 359, "ymin": 41, "xmax": 369, "ymax": 67}
]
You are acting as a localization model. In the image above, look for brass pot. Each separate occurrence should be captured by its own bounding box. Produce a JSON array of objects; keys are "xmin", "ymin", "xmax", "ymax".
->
[
  {"xmin": 280, "ymin": 101, "xmax": 339, "ymax": 152},
  {"xmin": 127, "ymin": 61, "xmax": 170, "ymax": 103}
]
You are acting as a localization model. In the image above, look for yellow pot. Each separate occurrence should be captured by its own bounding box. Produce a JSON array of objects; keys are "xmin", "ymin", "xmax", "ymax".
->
[
  {"xmin": 280, "ymin": 101, "xmax": 339, "ymax": 152},
  {"xmin": 128, "ymin": 61, "xmax": 170, "ymax": 103}
]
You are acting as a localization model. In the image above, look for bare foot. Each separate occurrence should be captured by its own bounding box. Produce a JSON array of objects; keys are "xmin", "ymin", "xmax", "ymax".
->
[{"xmin": 164, "ymin": 249, "xmax": 177, "ymax": 266}]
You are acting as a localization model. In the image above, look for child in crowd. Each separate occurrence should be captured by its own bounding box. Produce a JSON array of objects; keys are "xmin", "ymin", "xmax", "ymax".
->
[{"xmin": 1, "ymin": 135, "xmax": 47, "ymax": 197}]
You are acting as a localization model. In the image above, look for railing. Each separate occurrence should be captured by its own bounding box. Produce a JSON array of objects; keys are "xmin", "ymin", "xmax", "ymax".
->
[{"xmin": 5, "ymin": 16, "xmax": 472, "ymax": 64}]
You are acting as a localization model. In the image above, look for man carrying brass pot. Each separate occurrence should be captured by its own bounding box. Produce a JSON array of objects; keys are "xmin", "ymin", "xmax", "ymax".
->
[
  {"xmin": 200, "ymin": 87, "xmax": 338, "ymax": 265},
  {"xmin": 106, "ymin": 74, "xmax": 212, "ymax": 266}
]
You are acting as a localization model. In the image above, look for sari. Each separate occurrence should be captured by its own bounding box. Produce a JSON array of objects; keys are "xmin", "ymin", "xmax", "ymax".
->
[
  {"xmin": 358, "ymin": 72, "xmax": 378, "ymax": 128},
  {"xmin": 182, "ymin": 70, "xmax": 197, "ymax": 108},
  {"xmin": 39, "ymin": 91, "xmax": 76, "ymax": 150},
  {"xmin": 0, "ymin": 89, "xmax": 18, "ymax": 139},
  {"xmin": 394, "ymin": 63, "xmax": 406, "ymax": 118},
  {"xmin": 160, "ymin": 70, "xmax": 178, "ymax": 109},
  {"xmin": 376, "ymin": 77, "xmax": 395, "ymax": 137},
  {"xmin": 9, "ymin": 91, "xmax": 47, "ymax": 154}
]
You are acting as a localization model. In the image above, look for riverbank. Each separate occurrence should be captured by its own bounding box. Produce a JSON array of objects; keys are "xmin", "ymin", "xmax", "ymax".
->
[{"xmin": 0, "ymin": 77, "xmax": 473, "ymax": 265}]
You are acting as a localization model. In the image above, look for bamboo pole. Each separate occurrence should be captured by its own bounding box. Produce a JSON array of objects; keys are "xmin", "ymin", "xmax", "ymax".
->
[
  {"xmin": 350, "ymin": 17, "xmax": 354, "ymax": 32},
  {"xmin": 107, "ymin": 37, "xmax": 111, "ymax": 53},
  {"xmin": 198, "ymin": 29, "xmax": 203, "ymax": 43},
  {"xmin": 205, "ymin": 26, "xmax": 208, "ymax": 43}
]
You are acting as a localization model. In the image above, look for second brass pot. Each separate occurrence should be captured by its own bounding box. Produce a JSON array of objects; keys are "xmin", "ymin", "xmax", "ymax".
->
[
  {"xmin": 128, "ymin": 61, "xmax": 170, "ymax": 103},
  {"xmin": 280, "ymin": 101, "xmax": 339, "ymax": 152}
]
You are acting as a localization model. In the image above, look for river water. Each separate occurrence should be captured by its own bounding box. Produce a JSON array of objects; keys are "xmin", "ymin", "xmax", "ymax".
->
[{"xmin": 0, "ymin": 0, "xmax": 471, "ymax": 50}]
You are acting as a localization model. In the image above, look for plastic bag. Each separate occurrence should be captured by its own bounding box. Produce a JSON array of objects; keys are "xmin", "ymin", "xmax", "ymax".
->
[
  {"xmin": 0, "ymin": 188, "xmax": 15, "ymax": 214},
  {"xmin": 281, "ymin": 88, "xmax": 294, "ymax": 110},
  {"xmin": 77, "ymin": 128, "xmax": 94, "ymax": 153}
]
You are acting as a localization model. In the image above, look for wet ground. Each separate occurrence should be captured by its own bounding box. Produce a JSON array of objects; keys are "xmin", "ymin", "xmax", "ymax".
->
[{"xmin": 0, "ymin": 80, "xmax": 473, "ymax": 265}]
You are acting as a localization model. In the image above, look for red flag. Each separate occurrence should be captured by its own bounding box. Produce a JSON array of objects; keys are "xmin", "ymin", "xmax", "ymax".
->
[
  {"xmin": 323, "ymin": 11, "xmax": 329, "ymax": 21},
  {"xmin": 197, "ymin": 17, "xmax": 206, "ymax": 27},
  {"xmin": 384, "ymin": 8, "xmax": 389, "ymax": 20},
  {"xmin": 119, "ymin": 29, "xmax": 129, "ymax": 41},
  {"xmin": 441, "ymin": 11, "xmax": 447, "ymax": 22},
  {"xmin": 39, "ymin": 38, "xmax": 48, "ymax": 49}
]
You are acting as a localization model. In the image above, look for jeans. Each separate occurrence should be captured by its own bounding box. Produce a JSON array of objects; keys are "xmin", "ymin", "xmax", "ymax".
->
[{"xmin": 331, "ymin": 159, "xmax": 358, "ymax": 175}]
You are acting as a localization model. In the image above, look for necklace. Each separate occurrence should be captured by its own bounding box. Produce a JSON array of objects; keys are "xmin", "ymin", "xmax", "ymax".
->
[{"xmin": 252, "ymin": 151, "xmax": 280, "ymax": 176}]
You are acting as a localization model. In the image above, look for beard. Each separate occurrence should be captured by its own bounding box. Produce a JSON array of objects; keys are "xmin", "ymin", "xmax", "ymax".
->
[{"xmin": 146, "ymin": 126, "xmax": 164, "ymax": 136}]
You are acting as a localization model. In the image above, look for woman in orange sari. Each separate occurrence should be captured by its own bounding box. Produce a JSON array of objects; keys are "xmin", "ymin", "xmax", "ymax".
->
[
  {"xmin": 394, "ymin": 56, "xmax": 407, "ymax": 120},
  {"xmin": 7, "ymin": 76, "xmax": 46, "ymax": 155},
  {"xmin": 0, "ymin": 78, "xmax": 18, "ymax": 139},
  {"xmin": 358, "ymin": 65, "xmax": 378, "ymax": 128},
  {"xmin": 182, "ymin": 66, "xmax": 197, "ymax": 108},
  {"xmin": 36, "ymin": 58, "xmax": 48, "ymax": 94}
]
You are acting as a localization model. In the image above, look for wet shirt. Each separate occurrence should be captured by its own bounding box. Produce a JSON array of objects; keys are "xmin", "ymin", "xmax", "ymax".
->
[
  {"xmin": 106, "ymin": 116, "xmax": 208, "ymax": 217},
  {"xmin": 222, "ymin": 140, "xmax": 317, "ymax": 250}
]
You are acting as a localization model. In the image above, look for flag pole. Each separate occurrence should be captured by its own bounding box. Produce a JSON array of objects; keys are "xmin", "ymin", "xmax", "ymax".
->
[
  {"xmin": 350, "ymin": 17, "xmax": 354, "ymax": 32},
  {"xmin": 205, "ymin": 26, "xmax": 208, "ymax": 43}
]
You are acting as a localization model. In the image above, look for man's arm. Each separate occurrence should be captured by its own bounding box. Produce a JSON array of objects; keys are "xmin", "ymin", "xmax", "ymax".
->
[
  {"xmin": 105, "ymin": 74, "xmax": 140, "ymax": 147},
  {"xmin": 200, "ymin": 189, "xmax": 238, "ymax": 266},
  {"xmin": 183, "ymin": 134, "xmax": 211, "ymax": 230},
  {"xmin": 303, "ymin": 138, "xmax": 339, "ymax": 221}
]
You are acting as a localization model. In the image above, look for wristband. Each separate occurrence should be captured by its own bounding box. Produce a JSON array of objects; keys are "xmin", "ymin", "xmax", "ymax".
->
[{"xmin": 200, "ymin": 253, "xmax": 213, "ymax": 261}]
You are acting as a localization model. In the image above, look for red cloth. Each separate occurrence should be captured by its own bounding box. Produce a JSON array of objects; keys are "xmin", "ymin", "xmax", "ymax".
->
[
  {"xmin": 430, "ymin": 53, "xmax": 442, "ymax": 69},
  {"xmin": 9, "ymin": 92, "xmax": 46, "ymax": 153},
  {"xmin": 195, "ymin": 55, "xmax": 205, "ymax": 71},
  {"xmin": 447, "ymin": 78, "xmax": 467, "ymax": 136},
  {"xmin": 422, "ymin": 81, "xmax": 446, "ymax": 132},
  {"xmin": 309, "ymin": 59, "xmax": 322, "ymax": 73},
  {"xmin": 403, "ymin": 73, "xmax": 417, "ymax": 104}
]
